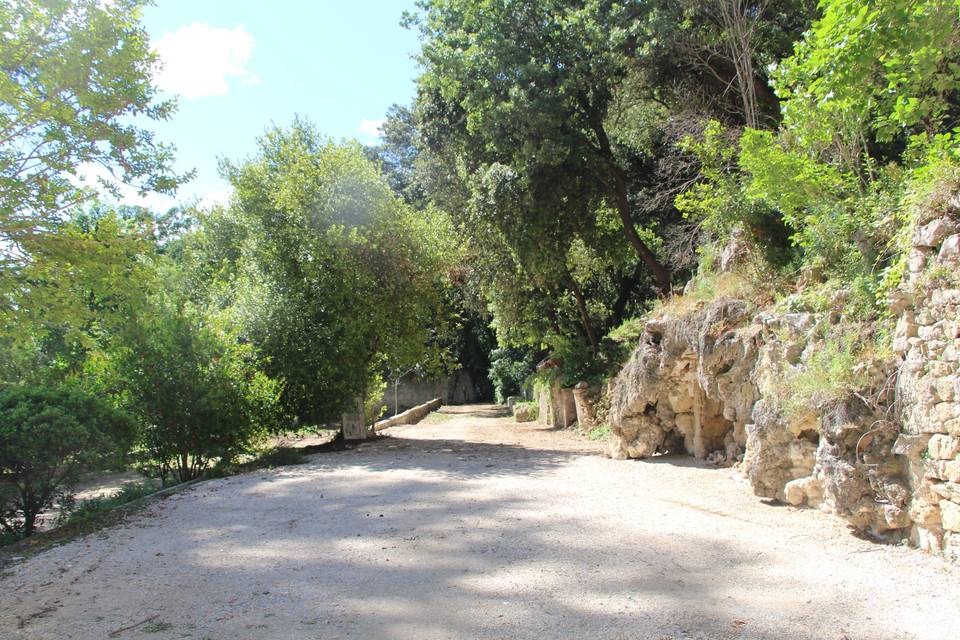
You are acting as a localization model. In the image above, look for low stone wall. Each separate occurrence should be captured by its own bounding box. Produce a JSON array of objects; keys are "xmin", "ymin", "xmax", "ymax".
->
[
  {"xmin": 376, "ymin": 370, "xmax": 480, "ymax": 415},
  {"xmin": 374, "ymin": 398, "xmax": 442, "ymax": 431}
]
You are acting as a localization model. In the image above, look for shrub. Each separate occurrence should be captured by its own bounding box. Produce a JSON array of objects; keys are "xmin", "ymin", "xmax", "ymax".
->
[
  {"xmin": 0, "ymin": 386, "xmax": 135, "ymax": 537},
  {"xmin": 115, "ymin": 305, "xmax": 282, "ymax": 482},
  {"xmin": 56, "ymin": 480, "xmax": 166, "ymax": 529},
  {"xmin": 488, "ymin": 347, "xmax": 536, "ymax": 403},
  {"xmin": 513, "ymin": 401, "xmax": 538, "ymax": 422},
  {"xmin": 779, "ymin": 327, "xmax": 877, "ymax": 421}
]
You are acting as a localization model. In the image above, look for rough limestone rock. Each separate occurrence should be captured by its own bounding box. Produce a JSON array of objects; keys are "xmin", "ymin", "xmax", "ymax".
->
[
  {"xmin": 605, "ymin": 196, "xmax": 960, "ymax": 557},
  {"xmin": 913, "ymin": 217, "xmax": 956, "ymax": 248},
  {"xmin": 572, "ymin": 382, "xmax": 598, "ymax": 430},
  {"xmin": 608, "ymin": 299, "xmax": 903, "ymax": 538}
]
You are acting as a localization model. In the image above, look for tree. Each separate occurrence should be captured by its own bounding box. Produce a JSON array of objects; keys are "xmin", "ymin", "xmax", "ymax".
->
[
  {"xmin": 408, "ymin": 0, "xmax": 672, "ymax": 291},
  {"xmin": 0, "ymin": 206, "xmax": 157, "ymax": 388},
  {"xmin": 0, "ymin": 0, "xmax": 187, "ymax": 296},
  {"xmin": 776, "ymin": 0, "xmax": 960, "ymax": 171},
  {"xmin": 111, "ymin": 286, "xmax": 281, "ymax": 482},
  {"xmin": 219, "ymin": 119, "xmax": 456, "ymax": 425},
  {"xmin": 364, "ymin": 104, "xmax": 427, "ymax": 207},
  {"xmin": 0, "ymin": 385, "xmax": 135, "ymax": 536},
  {"xmin": 633, "ymin": 1, "xmax": 815, "ymax": 128}
]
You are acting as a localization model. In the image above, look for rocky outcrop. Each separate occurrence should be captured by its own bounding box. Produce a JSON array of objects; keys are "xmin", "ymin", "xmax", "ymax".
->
[
  {"xmin": 609, "ymin": 298, "xmax": 907, "ymax": 539},
  {"xmin": 608, "ymin": 197, "xmax": 960, "ymax": 557}
]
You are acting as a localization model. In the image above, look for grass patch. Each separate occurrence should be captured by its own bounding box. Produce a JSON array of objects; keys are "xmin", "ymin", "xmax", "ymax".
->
[
  {"xmin": 778, "ymin": 324, "xmax": 883, "ymax": 421},
  {"xmin": 420, "ymin": 411, "xmax": 456, "ymax": 424},
  {"xmin": 208, "ymin": 445, "xmax": 308, "ymax": 478},
  {"xmin": 57, "ymin": 479, "xmax": 170, "ymax": 529},
  {"xmin": 585, "ymin": 424, "xmax": 611, "ymax": 441}
]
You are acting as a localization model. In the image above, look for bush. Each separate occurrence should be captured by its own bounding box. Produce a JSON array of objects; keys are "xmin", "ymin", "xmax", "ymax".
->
[
  {"xmin": 488, "ymin": 347, "xmax": 536, "ymax": 403},
  {"xmin": 0, "ymin": 386, "xmax": 135, "ymax": 537},
  {"xmin": 513, "ymin": 401, "xmax": 538, "ymax": 422},
  {"xmin": 115, "ymin": 304, "xmax": 282, "ymax": 482},
  {"xmin": 779, "ymin": 326, "xmax": 878, "ymax": 421}
]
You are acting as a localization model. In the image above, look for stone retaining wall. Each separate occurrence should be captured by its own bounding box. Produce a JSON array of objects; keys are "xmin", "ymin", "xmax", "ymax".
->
[{"xmin": 607, "ymin": 194, "xmax": 960, "ymax": 558}]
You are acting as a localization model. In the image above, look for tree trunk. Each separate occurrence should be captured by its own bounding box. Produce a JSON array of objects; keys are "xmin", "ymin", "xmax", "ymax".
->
[
  {"xmin": 21, "ymin": 485, "xmax": 37, "ymax": 537},
  {"xmin": 593, "ymin": 124, "xmax": 671, "ymax": 293},
  {"xmin": 567, "ymin": 276, "xmax": 599, "ymax": 357},
  {"xmin": 611, "ymin": 168, "xmax": 671, "ymax": 293},
  {"xmin": 609, "ymin": 263, "xmax": 643, "ymax": 330}
]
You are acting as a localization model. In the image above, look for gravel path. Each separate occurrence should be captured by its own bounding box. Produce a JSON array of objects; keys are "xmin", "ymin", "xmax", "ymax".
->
[{"xmin": 1, "ymin": 404, "xmax": 958, "ymax": 640}]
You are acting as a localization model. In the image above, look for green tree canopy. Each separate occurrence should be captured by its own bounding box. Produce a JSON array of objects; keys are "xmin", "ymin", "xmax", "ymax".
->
[
  {"xmin": 0, "ymin": 0, "xmax": 187, "ymax": 294},
  {"xmin": 216, "ymin": 119, "xmax": 457, "ymax": 424}
]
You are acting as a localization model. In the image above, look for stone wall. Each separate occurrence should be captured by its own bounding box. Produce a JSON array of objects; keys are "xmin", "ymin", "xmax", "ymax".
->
[
  {"xmin": 890, "ymin": 207, "xmax": 960, "ymax": 558},
  {"xmin": 375, "ymin": 398, "xmax": 442, "ymax": 431},
  {"xmin": 377, "ymin": 370, "xmax": 480, "ymax": 416},
  {"xmin": 606, "ymin": 195, "xmax": 960, "ymax": 557}
]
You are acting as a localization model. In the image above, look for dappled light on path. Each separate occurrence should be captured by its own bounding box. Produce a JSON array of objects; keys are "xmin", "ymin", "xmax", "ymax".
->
[{"xmin": 1, "ymin": 405, "xmax": 958, "ymax": 639}]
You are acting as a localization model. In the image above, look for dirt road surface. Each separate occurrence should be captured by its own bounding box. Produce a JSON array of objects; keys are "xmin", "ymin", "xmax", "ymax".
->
[{"xmin": 2, "ymin": 405, "xmax": 958, "ymax": 639}]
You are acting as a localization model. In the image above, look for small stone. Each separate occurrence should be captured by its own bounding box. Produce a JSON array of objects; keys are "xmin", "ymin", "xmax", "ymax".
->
[
  {"xmin": 931, "ymin": 482, "xmax": 960, "ymax": 503},
  {"xmin": 940, "ymin": 500, "xmax": 960, "ymax": 532},
  {"xmin": 917, "ymin": 308, "xmax": 936, "ymax": 325},
  {"xmin": 914, "ymin": 218, "xmax": 956, "ymax": 248},
  {"xmin": 915, "ymin": 525, "xmax": 945, "ymax": 553},
  {"xmin": 935, "ymin": 402, "xmax": 960, "ymax": 422},
  {"xmin": 908, "ymin": 247, "xmax": 933, "ymax": 273},
  {"xmin": 926, "ymin": 460, "xmax": 960, "ymax": 482},
  {"xmin": 947, "ymin": 419, "xmax": 960, "ymax": 437},
  {"xmin": 883, "ymin": 505, "xmax": 912, "ymax": 529},
  {"xmin": 935, "ymin": 376, "xmax": 959, "ymax": 402},
  {"xmin": 929, "ymin": 434, "xmax": 960, "ymax": 460},
  {"xmin": 939, "ymin": 234, "xmax": 960, "ymax": 265},
  {"xmin": 910, "ymin": 502, "xmax": 942, "ymax": 526},
  {"xmin": 892, "ymin": 433, "xmax": 931, "ymax": 457},
  {"xmin": 889, "ymin": 290, "xmax": 914, "ymax": 314}
]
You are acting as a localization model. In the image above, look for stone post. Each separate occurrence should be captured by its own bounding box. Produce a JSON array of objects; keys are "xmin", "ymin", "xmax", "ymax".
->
[{"xmin": 342, "ymin": 397, "xmax": 371, "ymax": 441}]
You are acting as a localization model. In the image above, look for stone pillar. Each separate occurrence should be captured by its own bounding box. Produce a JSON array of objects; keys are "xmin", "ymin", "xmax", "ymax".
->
[
  {"xmin": 572, "ymin": 382, "xmax": 597, "ymax": 429},
  {"xmin": 342, "ymin": 397, "xmax": 371, "ymax": 440},
  {"xmin": 537, "ymin": 383, "xmax": 553, "ymax": 426},
  {"xmin": 559, "ymin": 387, "xmax": 577, "ymax": 428}
]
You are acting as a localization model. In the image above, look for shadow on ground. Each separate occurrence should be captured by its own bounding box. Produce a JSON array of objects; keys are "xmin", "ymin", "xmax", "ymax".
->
[{"xmin": 1, "ymin": 431, "xmax": 930, "ymax": 640}]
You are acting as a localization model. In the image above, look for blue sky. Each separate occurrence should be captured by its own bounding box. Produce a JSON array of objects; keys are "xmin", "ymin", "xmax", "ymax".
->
[{"xmin": 126, "ymin": 0, "xmax": 421, "ymax": 209}]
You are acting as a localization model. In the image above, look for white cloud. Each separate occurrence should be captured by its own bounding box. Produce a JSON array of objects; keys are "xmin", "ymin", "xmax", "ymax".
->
[
  {"xmin": 357, "ymin": 118, "xmax": 386, "ymax": 141},
  {"xmin": 153, "ymin": 23, "xmax": 259, "ymax": 99}
]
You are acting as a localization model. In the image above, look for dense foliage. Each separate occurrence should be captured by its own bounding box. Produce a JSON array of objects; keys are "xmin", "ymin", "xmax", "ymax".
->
[
  {"xmin": 0, "ymin": 386, "xmax": 135, "ymax": 535},
  {"xmin": 214, "ymin": 119, "xmax": 459, "ymax": 425},
  {"xmin": 0, "ymin": 0, "xmax": 186, "ymax": 300},
  {"xmin": 3, "ymin": 0, "xmax": 959, "ymax": 537}
]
